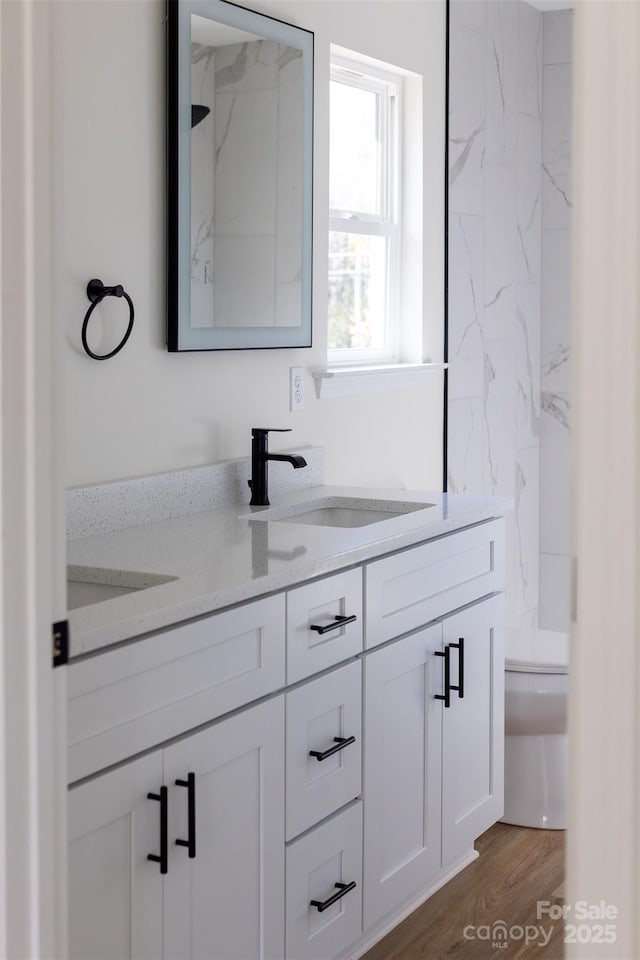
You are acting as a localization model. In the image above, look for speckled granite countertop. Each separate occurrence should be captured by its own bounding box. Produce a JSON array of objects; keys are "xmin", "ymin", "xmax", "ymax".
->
[{"xmin": 67, "ymin": 485, "xmax": 510, "ymax": 659}]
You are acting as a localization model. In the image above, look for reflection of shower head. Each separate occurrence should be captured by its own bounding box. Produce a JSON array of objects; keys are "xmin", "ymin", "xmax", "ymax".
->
[{"xmin": 191, "ymin": 105, "xmax": 210, "ymax": 128}]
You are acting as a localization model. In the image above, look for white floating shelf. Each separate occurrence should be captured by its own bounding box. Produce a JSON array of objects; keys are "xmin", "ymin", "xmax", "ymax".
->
[{"xmin": 311, "ymin": 363, "xmax": 448, "ymax": 399}]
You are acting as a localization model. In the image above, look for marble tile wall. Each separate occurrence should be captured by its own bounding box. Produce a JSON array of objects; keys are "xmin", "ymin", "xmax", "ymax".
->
[
  {"xmin": 540, "ymin": 10, "xmax": 572, "ymax": 631},
  {"xmin": 448, "ymin": 0, "xmax": 543, "ymax": 628},
  {"xmin": 191, "ymin": 39, "xmax": 303, "ymax": 328}
]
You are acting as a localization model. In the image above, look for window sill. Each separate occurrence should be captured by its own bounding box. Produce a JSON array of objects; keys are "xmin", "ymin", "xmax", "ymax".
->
[{"xmin": 311, "ymin": 362, "xmax": 447, "ymax": 399}]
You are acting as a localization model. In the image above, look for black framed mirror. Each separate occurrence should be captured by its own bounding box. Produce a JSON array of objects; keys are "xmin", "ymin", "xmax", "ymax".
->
[{"xmin": 167, "ymin": 0, "xmax": 314, "ymax": 351}]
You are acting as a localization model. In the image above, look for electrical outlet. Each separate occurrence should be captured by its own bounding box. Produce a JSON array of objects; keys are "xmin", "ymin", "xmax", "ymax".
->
[{"xmin": 289, "ymin": 367, "xmax": 304, "ymax": 411}]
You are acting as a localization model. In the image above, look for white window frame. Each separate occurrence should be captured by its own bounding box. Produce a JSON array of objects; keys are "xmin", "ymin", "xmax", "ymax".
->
[{"xmin": 328, "ymin": 56, "xmax": 402, "ymax": 366}]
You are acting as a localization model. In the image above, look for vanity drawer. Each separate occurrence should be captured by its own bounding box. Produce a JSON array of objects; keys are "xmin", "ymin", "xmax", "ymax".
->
[
  {"xmin": 287, "ymin": 568, "xmax": 363, "ymax": 683},
  {"xmin": 285, "ymin": 660, "xmax": 362, "ymax": 840},
  {"xmin": 286, "ymin": 801, "xmax": 363, "ymax": 960},
  {"xmin": 67, "ymin": 594, "xmax": 285, "ymax": 782},
  {"xmin": 365, "ymin": 519, "xmax": 505, "ymax": 648}
]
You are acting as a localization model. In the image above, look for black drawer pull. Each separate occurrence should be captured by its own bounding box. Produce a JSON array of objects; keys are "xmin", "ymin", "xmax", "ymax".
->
[
  {"xmin": 309, "ymin": 614, "xmax": 357, "ymax": 635},
  {"xmin": 310, "ymin": 881, "xmax": 357, "ymax": 912},
  {"xmin": 435, "ymin": 646, "xmax": 451, "ymax": 709},
  {"xmin": 175, "ymin": 772, "xmax": 196, "ymax": 859},
  {"xmin": 450, "ymin": 637, "xmax": 464, "ymax": 699},
  {"xmin": 309, "ymin": 735, "xmax": 356, "ymax": 762},
  {"xmin": 147, "ymin": 786, "xmax": 168, "ymax": 874}
]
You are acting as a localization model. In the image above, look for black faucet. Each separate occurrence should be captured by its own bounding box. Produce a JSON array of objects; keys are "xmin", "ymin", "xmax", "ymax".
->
[{"xmin": 248, "ymin": 428, "xmax": 307, "ymax": 506}]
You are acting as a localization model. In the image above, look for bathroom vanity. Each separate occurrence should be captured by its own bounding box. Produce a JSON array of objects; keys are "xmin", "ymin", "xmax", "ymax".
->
[{"xmin": 66, "ymin": 481, "xmax": 507, "ymax": 960}]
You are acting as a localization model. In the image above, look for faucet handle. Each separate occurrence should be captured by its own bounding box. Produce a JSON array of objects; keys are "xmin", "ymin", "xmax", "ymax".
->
[{"xmin": 251, "ymin": 427, "xmax": 291, "ymax": 437}]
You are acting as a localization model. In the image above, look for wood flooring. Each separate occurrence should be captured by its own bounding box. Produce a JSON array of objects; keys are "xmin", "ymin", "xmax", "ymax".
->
[{"xmin": 361, "ymin": 823, "xmax": 565, "ymax": 960}]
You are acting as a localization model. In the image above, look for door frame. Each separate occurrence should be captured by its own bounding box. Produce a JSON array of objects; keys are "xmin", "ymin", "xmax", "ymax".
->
[
  {"xmin": 1, "ymin": 0, "xmax": 640, "ymax": 957},
  {"xmin": 0, "ymin": 1, "xmax": 67, "ymax": 956},
  {"xmin": 568, "ymin": 1, "xmax": 640, "ymax": 956}
]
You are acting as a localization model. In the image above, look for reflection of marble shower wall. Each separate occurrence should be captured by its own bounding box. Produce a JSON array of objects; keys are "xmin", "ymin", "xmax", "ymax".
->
[
  {"xmin": 191, "ymin": 44, "xmax": 216, "ymax": 327},
  {"xmin": 191, "ymin": 40, "xmax": 303, "ymax": 329},
  {"xmin": 540, "ymin": 11, "xmax": 572, "ymax": 631},
  {"xmin": 448, "ymin": 0, "xmax": 542, "ymax": 628}
]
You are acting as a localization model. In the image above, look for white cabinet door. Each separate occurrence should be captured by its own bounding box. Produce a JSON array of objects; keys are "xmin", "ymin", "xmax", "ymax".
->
[
  {"xmin": 287, "ymin": 569, "xmax": 363, "ymax": 682},
  {"xmin": 286, "ymin": 660, "xmax": 362, "ymax": 840},
  {"xmin": 441, "ymin": 595, "xmax": 504, "ymax": 867},
  {"xmin": 68, "ymin": 753, "xmax": 164, "ymax": 960},
  {"xmin": 68, "ymin": 593, "xmax": 285, "ymax": 782},
  {"xmin": 365, "ymin": 521, "xmax": 505, "ymax": 648},
  {"xmin": 286, "ymin": 802, "xmax": 363, "ymax": 960},
  {"xmin": 163, "ymin": 696, "xmax": 285, "ymax": 960},
  {"xmin": 363, "ymin": 625, "xmax": 442, "ymax": 930}
]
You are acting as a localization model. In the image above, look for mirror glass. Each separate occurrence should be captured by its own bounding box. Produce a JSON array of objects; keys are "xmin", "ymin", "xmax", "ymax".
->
[{"xmin": 167, "ymin": 0, "xmax": 314, "ymax": 350}]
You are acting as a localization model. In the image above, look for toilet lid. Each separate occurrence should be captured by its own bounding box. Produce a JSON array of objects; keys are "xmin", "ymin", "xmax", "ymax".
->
[{"xmin": 505, "ymin": 628, "xmax": 569, "ymax": 674}]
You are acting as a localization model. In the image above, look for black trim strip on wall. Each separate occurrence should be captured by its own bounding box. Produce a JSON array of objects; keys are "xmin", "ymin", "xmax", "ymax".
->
[{"xmin": 443, "ymin": 0, "xmax": 450, "ymax": 493}]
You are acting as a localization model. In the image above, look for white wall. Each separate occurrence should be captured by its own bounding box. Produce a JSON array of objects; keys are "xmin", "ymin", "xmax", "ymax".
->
[{"xmin": 55, "ymin": 0, "xmax": 445, "ymax": 490}]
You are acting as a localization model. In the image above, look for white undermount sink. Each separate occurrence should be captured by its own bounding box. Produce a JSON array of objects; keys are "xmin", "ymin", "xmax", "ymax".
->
[
  {"xmin": 245, "ymin": 496, "xmax": 434, "ymax": 529},
  {"xmin": 67, "ymin": 566, "xmax": 177, "ymax": 611}
]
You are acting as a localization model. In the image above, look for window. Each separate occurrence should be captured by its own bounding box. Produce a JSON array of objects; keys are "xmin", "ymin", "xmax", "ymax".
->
[{"xmin": 328, "ymin": 58, "xmax": 401, "ymax": 365}]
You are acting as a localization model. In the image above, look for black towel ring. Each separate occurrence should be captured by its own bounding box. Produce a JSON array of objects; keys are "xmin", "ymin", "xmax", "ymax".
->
[{"xmin": 82, "ymin": 278, "xmax": 135, "ymax": 360}]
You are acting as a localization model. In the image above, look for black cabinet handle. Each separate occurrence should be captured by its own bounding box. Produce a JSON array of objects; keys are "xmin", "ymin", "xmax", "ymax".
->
[
  {"xmin": 175, "ymin": 772, "xmax": 196, "ymax": 859},
  {"xmin": 309, "ymin": 736, "xmax": 356, "ymax": 762},
  {"xmin": 435, "ymin": 646, "xmax": 451, "ymax": 709},
  {"xmin": 310, "ymin": 881, "xmax": 357, "ymax": 913},
  {"xmin": 147, "ymin": 786, "xmax": 168, "ymax": 874},
  {"xmin": 309, "ymin": 614, "xmax": 357, "ymax": 635},
  {"xmin": 450, "ymin": 637, "xmax": 464, "ymax": 699}
]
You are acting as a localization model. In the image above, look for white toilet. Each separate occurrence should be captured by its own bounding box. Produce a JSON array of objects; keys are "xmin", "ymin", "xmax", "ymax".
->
[{"xmin": 502, "ymin": 628, "xmax": 569, "ymax": 830}]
